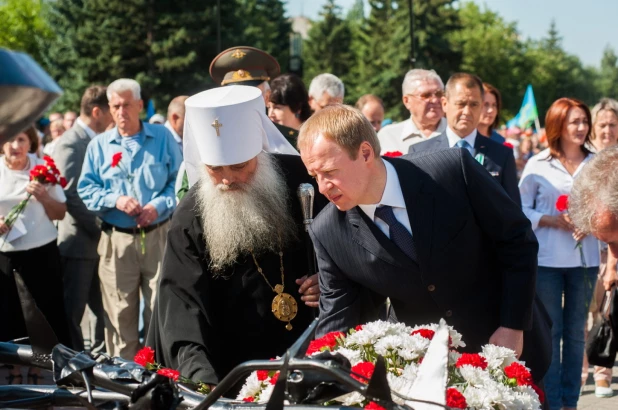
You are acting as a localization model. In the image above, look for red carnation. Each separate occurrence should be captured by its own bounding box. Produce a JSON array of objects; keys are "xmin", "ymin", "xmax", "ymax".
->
[
  {"xmin": 269, "ymin": 371, "xmax": 280, "ymax": 385},
  {"xmin": 531, "ymin": 383, "xmax": 545, "ymax": 403},
  {"xmin": 383, "ymin": 151, "xmax": 403, "ymax": 157},
  {"xmin": 503, "ymin": 142, "xmax": 514, "ymax": 149},
  {"xmin": 243, "ymin": 397, "xmax": 255, "ymax": 402},
  {"xmin": 355, "ymin": 325, "xmax": 364, "ymax": 331},
  {"xmin": 59, "ymin": 177, "xmax": 68, "ymax": 188},
  {"xmin": 157, "ymin": 368, "xmax": 180, "ymax": 381},
  {"xmin": 351, "ymin": 361, "xmax": 375, "ymax": 383},
  {"xmin": 43, "ymin": 155, "xmax": 56, "ymax": 166},
  {"xmin": 364, "ymin": 402, "xmax": 386, "ymax": 410},
  {"xmin": 45, "ymin": 173, "xmax": 57, "ymax": 185},
  {"xmin": 134, "ymin": 346, "xmax": 155, "ymax": 367},
  {"xmin": 411, "ymin": 329, "xmax": 435, "ymax": 340},
  {"xmin": 446, "ymin": 387, "xmax": 467, "ymax": 409},
  {"xmin": 306, "ymin": 331, "xmax": 345, "ymax": 355},
  {"xmin": 555, "ymin": 195, "xmax": 569, "ymax": 213},
  {"xmin": 30, "ymin": 165, "xmax": 48, "ymax": 181},
  {"xmin": 455, "ymin": 353, "xmax": 488, "ymax": 370},
  {"xmin": 504, "ymin": 362, "xmax": 532, "ymax": 386},
  {"xmin": 256, "ymin": 370, "xmax": 269, "ymax": 381},
  {"xmin": 111, "ymin": 152, "xmax": 123, "ymax": 168}
]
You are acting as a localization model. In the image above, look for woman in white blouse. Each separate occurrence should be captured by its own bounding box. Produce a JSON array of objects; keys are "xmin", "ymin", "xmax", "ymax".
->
[
  {"xmin": 0, "ymin": 126, "xmax": 70, "ymax": 385},
  {"xmin": 519, "ymin": 98, "xmax": 599, "ymax": 410}
]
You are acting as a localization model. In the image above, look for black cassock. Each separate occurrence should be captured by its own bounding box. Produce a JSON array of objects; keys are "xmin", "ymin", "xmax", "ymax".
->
[{"xmin": 146, "ymin": 154, "xmax": 326, "ymax": 387}]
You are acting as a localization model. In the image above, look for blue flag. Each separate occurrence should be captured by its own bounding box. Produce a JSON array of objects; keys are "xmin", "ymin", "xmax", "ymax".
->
[{"xmin": 507, "ymin": 85, "xmax": 539, "ymax": 129}]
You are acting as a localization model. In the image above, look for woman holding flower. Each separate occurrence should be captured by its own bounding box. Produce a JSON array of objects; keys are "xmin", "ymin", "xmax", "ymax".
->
[
  {"xmin": 519, "ymin": 98, "xmax": 599, "ymax": 410},
  {"xmin": 0, "ymin": 126, "xmax": 70, "ymax": 384}
]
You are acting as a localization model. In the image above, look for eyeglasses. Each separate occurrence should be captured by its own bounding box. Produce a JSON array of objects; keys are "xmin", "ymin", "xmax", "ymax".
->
[{"xmin": 407, "ymin": 90, "xmax": 444, "ymax": 102}]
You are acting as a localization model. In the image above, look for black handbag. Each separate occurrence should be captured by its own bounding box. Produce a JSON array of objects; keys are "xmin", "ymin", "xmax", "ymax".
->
[{"xmin": 586, "ymin": 287, "xmax": 618, "ymax": 368}]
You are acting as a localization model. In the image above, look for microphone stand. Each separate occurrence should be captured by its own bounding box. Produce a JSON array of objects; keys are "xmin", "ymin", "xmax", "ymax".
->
[{"xmin": 297, "ymin": 183, "xmax": 317, "ymax": 316}]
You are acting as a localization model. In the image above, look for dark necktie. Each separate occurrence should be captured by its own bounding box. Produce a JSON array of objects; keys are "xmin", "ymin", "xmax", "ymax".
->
[{"xmin": 374, "ymin": 205, "xmax": 417, "ymax": 262}]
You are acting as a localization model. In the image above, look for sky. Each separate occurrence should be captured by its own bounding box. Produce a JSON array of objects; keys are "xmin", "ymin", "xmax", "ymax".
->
[{"xmin": 285, "ymin": 0, "xmax": 618, "ymax": 67}]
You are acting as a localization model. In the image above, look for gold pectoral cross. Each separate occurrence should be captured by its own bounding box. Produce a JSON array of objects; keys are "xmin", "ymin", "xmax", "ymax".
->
[{"xmin": 211, "ymin": 119, "xmax": 223, "ymax": 136}]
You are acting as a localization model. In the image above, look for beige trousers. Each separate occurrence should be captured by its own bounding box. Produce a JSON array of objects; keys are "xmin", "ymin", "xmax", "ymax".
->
[{"xmin": 97, "ymin": 221, "xmax": 168, "ymax": 360}]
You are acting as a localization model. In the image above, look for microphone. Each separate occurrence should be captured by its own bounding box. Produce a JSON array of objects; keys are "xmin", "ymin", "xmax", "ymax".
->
[{"xmin": 297, "ymin": 183, "xmax": 315, "ymax": 232}]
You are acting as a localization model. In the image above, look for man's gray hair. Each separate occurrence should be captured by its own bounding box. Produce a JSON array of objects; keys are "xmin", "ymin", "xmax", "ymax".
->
[
  {"xmin": 308, "ymin": 73, "xmax": 344, "ymax": 100},
  {"xmin": 107, "ymin": 78, "xmax": 141, "ymax": 100},
  {"xmin": 570, "ymin": 145, "xmax": 618, "ymax": 233},
  {"xmin": 402, "ymin": 69, "xmax": 444, "ymax": 96}
]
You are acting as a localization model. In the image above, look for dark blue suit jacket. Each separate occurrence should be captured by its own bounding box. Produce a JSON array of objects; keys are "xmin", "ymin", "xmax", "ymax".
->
[
  {"xmin": 311, "ymin": 150, "xmax": 550, "ymax": 382},
  {"xmin": 408, "ymin": 132, "xmax": 521, "ymax": 206}
]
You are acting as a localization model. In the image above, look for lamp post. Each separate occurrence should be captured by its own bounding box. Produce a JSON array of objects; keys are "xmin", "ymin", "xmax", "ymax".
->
[{"xmin": 408, "ymin": 0, "xmax": 415, "ymax": 68}]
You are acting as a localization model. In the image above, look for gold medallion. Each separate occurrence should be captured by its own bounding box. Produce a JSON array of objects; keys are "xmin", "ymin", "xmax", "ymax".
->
[
  {"xmin": 231, "ymin": 49, "xmax": 246, "ymax": 59},
  {"xmin": 272, "ymin": 293, "xmax": 298, "ymax": 330}
]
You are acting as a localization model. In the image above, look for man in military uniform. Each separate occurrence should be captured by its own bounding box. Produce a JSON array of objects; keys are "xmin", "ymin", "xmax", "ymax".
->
[
  {"xmin": 209, "ymin": 46, "xmax": 299, "ymax": 146},
  {"xmin": 177, "ymin": 46, "xmax": 301, "ymax": 200}
]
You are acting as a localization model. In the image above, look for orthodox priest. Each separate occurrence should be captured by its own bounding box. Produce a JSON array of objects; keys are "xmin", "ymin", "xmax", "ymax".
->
[{"xmin": 146, "ymin": 85, "xmax": 326, "ymax": 389}]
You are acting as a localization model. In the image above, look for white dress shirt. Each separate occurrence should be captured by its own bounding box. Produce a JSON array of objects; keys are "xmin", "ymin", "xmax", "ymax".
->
[
  {"xmin": 519, "ymin": 149, "xmax": 599, "ymax": 268},
  {"xmin": 378, "ymin": 117, "xmax": 447, "ymax": 154},
  {"xmin": 358, "ymin": 160, "xmax": 411, "ymax": 238},
  {"xmin": 76, "ymin": 117, "xmax": 97, "ymax": 139},
  {"xmin": 165, "ymin": 121, "xmax": 183, "ymax": 153},
  {"xmin": 445, "ymin": 127, "xmax": 477, "ymax": 149}
]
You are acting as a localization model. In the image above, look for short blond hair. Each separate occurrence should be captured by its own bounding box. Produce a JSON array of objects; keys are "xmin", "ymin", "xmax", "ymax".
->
[{"xmin": 298, "ymin": 104, "xmax": 381, "ymax": 160}]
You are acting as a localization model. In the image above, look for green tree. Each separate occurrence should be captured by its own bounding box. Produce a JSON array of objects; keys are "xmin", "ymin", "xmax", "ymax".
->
[
  {"xmin": 43, "ymin": 0, "xmax": 244, "ymax": 112},
  {"xmin": 302, "ymin": 0, "xmax": 354, "ymax": 95},
  {"xmin": 0, "ymin": 0, "xmax": 53, "ymax": 64},
  {"xmin": 594, "ymin": 46, "xmax": 618, "ymax": 100},
  {"xmin": 240, "ymin": 0, "xmax": 292, "ymax": 73},
  {"xmin": 450, "ymin": 2, "xmax": 531, "ymax": 119},
  {"xmin": 524, "ymin": 21, "xmax": 597, "ymax": 121}
]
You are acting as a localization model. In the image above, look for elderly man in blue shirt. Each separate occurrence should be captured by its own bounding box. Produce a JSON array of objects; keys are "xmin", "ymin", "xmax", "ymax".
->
[{"xmin": 78, "ymin": 78, "xmax": 182, "ymax": 359}]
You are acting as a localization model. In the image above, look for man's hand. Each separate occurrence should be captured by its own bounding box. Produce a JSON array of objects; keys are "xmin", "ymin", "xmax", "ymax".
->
[
  {"xmin": 549, "ymin": 213, "xmax": 574, "ymax": 231},
  {"xmin": 136, "ymin": 204, "xmax": 159, "ymax": 228},
  {"xmin": 296, "ymin": 274, "xmax": 320, "ymax": 307},
  {"xmin": 572, "ymin": 228, "xmax": 587, "ymax": 242},
  {"xmin": 116, "ymin": 196, "xmax": 142, "ymax": 216},
  {"xmin": 489, "ymin": 327, "xmax": 524, "ymax": 358},
  {"xmin": 603, "ymin": 264, "xmax": 618, "ymax": 291}
]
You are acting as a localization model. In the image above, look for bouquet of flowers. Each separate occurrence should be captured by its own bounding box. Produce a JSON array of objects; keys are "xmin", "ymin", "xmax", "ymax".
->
[
  {"xmin": 1, "ymin": 155, "xmax": 66, "ymax": 248},
  {"xmin": 237, "ymin": 321, "xmax": 543, "ymax": 410}
]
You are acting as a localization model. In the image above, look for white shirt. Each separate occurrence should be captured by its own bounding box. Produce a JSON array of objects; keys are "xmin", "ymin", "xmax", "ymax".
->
[
  {"xmin": 358, "ymin": 160, "xmax": 411, "ymax": 237},
  {"xmin": 0, "ymin": 154, "xmax": 67, "ymax": 252},
  {"xmin": 378, "ymin": 117, "xmax": 447, "ymax": 154},
  {"xmin": 445, "ymin": 127, "xmax": 477, "ymax": 149},
  {"xmin": 76, "ymin": 117, "xmax": 98, "ymax": 139},
  {"xmin": 165, "ymin": 121, "xmax": 183, "ymax": 152},
  {"xmin": 519, "ymin": 149, "xmax": 599, "ymax": 268},
  {"xmin": 43, "ymin": 139, "xmax": 58, "ymax": 157}
]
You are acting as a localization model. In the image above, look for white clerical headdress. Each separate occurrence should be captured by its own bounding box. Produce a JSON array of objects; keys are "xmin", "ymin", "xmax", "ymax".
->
[{"xmin": 183, "ymin": 85, "xmax": 298, "ymax": 186}]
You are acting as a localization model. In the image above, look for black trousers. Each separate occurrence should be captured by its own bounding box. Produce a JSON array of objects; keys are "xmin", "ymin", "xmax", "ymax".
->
[{"xmin": 0, "ymin": 240, "xmax": 71, "ymax": 347}]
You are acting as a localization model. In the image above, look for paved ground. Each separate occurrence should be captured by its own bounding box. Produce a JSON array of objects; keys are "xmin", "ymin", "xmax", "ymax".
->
[{"xmin": 578, "ymin": 359, "xmax": 618, "ymax": 409}]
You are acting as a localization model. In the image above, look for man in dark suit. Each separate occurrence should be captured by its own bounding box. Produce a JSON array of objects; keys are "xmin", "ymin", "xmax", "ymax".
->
[
  {"xmin": 409, "ymin": 73, "xmax": 521, "ymax": 205},
  {"xmin": 297, "ymin": 104, "xmax": 551, "ymax": 384},
  {"xmin": 54, "ymin": 85, "xmax": 114, "ymax": 351}
]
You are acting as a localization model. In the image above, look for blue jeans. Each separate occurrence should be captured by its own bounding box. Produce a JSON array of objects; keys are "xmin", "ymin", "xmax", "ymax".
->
[{"xmin": 536, "ymin": 266, "xmax": 597, "ymax": 409}]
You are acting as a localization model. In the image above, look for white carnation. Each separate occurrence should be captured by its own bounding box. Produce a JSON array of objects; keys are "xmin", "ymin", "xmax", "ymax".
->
[
  {"xmin": 236, "ymin": 372, "xmax": 264, "ymax": 400},
  {"xmin": 257, "ymin": 383, "xmax": 275, "ymax": 403},
  {"xmin": 513, "ymin": 385, "xmax": 542, "ymax": 410},
  {"xmin": 462, "ymin": 386, "xmax": 494, "ymax": 409},
  {"xmin": 449, "ymin": 351, "xmax": 462, "ymax": 366},
  {"xmin": 335, "ymin": 347, "xmax": 363, "ymax": 366},
  {"xmin": 481, "ymin": 344, "xmax": 518, "ymax": 370},
  {"xmin": 400, "ymin": 363, "xmax": 419, "ymax": 383},
  {"xmin": 387, "ymin": 373, "xmax": 415, "ymax": 405},
  {"xmin": 374, "ymin": 335, "xmax": 405, "ymax": 356},
  {"xmin": 458, "ymin": 365, "xmax": 491, "ymax": 386}
]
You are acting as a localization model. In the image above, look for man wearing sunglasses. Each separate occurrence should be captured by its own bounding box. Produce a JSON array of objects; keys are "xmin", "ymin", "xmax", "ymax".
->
[{"xmin": 378, "ymin": 69, "xmax": 447, "ymax": 154}]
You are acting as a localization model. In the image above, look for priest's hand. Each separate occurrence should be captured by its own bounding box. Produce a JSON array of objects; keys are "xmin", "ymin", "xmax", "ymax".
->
[
  {"xmin": 489, "ymin": 327, "xmax": 523, "ymax": 358},
  {"xmin": 117, "ymin": 196, "xmax": 142, "ymax": 216},
  {"xmin": 296, "ymin": 274, "xmax": 320, "ymax": 307},
  {"xmin": 136, "ymin": 204, "xmax": 159, "ymax": 227}
]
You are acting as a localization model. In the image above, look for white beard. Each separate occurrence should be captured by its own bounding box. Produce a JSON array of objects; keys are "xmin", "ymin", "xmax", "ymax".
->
[{"xmin": 195, "ymin": 153, "xmax": 298, "ymax": 275}]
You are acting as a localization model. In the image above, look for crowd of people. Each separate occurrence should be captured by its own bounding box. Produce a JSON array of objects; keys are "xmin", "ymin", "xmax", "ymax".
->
[{"xmin": 1, "ymin": 45, "xmax": 618, "ymax": 410}]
